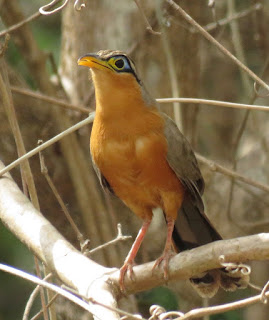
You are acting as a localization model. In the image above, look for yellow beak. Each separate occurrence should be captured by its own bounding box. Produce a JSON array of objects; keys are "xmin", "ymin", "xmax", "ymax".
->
[{"xmin": 77, "ymin": 54, "xmax": 113, "ymax": 71}]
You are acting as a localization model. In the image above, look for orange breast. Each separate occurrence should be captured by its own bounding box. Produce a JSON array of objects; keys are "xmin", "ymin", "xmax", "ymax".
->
[{"xmin": 90, "ymin": 109, "xmax": 184, "ymax": 219}]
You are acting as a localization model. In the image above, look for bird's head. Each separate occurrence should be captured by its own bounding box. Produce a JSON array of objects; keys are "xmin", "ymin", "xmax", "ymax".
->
[
  {"xmin": 78, "ymin": 50, "xmax": 155, "ymax": 110},
  {"xmin": 78, "ymin": 50, "xmax": 140, "ymax": 83}
]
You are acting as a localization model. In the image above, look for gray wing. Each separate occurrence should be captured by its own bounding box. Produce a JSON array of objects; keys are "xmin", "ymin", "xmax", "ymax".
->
[
  {"xmin": 162, "ymin": 112, "xmax": 204, "ymax": 210},
  {"xmin": 91, "ymin": 156, "xmax": 114, "ymax": 195},
  {"xmin": 161, "ymin": 112, "xmax": 222, "ymax": 247}
]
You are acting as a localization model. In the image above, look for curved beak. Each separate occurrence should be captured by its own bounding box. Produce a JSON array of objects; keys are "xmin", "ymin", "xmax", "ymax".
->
[{"xmin": 77, "ymin": 54, "xmax": 112, "ymax": 71}]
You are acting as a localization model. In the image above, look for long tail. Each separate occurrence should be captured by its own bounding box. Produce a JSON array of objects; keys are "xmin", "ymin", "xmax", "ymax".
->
[{"xmin": 172, "ymin": 195, "xmax": 249, "ymax": 298}]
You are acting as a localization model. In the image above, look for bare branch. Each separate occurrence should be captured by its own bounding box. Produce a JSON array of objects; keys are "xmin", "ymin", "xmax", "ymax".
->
[
  {"xmin": 10, "ymin": 86, "xmax": 89, "ymax": 114},
  {"xmin": 174, "ymin": 287, "xmax": 269, "ymax": 319},
  {"xmin": 10, "ymin": 86, "xmax": 269, "ymax": 113},
  {"xmin": 201, "ymin": 3, "xmax": 262, "ymax": 33},
  {"xmin": 23, "ymin": 273, "xmax": 53, "ymax": 320},
  {"xmin": 1, "ymin": 112, "xmax": 268, "ymax": 198},
  {"xmin": 157, "ymin": 97, "xmax": 269, "ymax": 112},
  {"xmin": 133, "ymin": 0, "xmax": 161, "ymax": 35},
  {"xmin": 31, "ymin": 293, "xmax": 58, "ymax": 320},
  {"xmin": 108, "ymin": 233, "xmax": 269, "ymax": 295},
  {"xmin": 2, "ymin": 159, "xmax": 269, "ymax": 319},
  {"xmin": 89, "ymin": 224, "xmax": 132, "ymax": 255},
  {"xmin": 0, "ymin": 34, "xmax": 10, "ymax": 56},
  {"xmin": 0, "ymin": 114, "xmax": 95, "ymax": 178},
  {"xmin": 38, "ymin": 146, "xmax": 88, "ymax": 251},
  {"xmin": 155, "ymin": 0, "xmax": 182, "ymax": 130},
  {"xmin": 0, "ymin": 11, "xmax": 41, "ymax": 38},
  {"xmin": 166, "ymin": 0, "xmax": 269, "ymax": 94},
  {"xmin": 0, "ymin": 161, "xmax": 120, "ymax": 320},
  {"xmin": 197, "ymin": 154, "xmax": 269, "ymax": 194},
  {"xmin": 0, "ymin": 263, "xmax": 120, "ymax": 320}
]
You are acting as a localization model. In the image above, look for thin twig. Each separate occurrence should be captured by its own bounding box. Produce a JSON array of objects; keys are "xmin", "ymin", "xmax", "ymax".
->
[
  {"xmin": 0, "ymin": 112, "xmax": 268, "ymax": 196},
  {"xmin": 225, "ymin": 0, "xmax": 252, "ymax": 223},
  {"xmin": 166, "ymin": 0, "xmax": 269, "ymax": 93},
  {"xmin": 0, "ymin": 61, "xmax": 50, "ymax": 319},
  {"xmin": 0, "ymin": 114, "xmax": 95, "ymax": 178},
  {"xmin": 201, "ymin": 3, "xmax": 262, "ymax": 33},
  {"xmin": 196, "ymin": 154, "xmax": 269, "ymax": 193},
  {"xmin": 175, "ymin": 288, "xmax": 269, "ymax": 320},
  {"xmin": 226, "ymin": 57, "xmax": 269, "ymax": 225},
  {"xmin": 89, "ymin": 223, "xmax": 132, "ymax": 255},
  {"xmin": 235, "ymin": 181, "xmax": 269, "ymax": 207},
  {"xmin": 157, "ymin": 98, "xmax": 269, "ymax": 111},
  {"xmin": 0, "ymin": 263, "xmax": 96, "ymax": 316},
  {"xmin": 0, "ymin": 34, "xmax": 10, "ymax": 56},
  {"xmin": 23, "ymin": 273, "xmax": 53, "ymax": 320},
  {"xmin": 0, "ymin": 264, "xmax": 145, "ymax": 320},
  {"xmin": 33, "ymin": 258, "xmax": 50, "ymax": 320},
  {"xmin": 133, "ymin": 0, "xmax": 161, "ymax": 35},
  {"xmin": 155, "ymin": 0, "xmax": 182, "ymax": 130},
  {"xmin": 0, "ymin": 11, "xmax": 41, "ymax": 38},
  {"xmin": 11, "ymin": 86, "xmax": 269, "ymax": 113},
  {"xmin": 10, "ymin": 86, "xmax": 89, "ymax": 114},
  {"xmin": 38, "ymin": 145, "xmax": 89, "ymax": 252},
  {"xmin": 31, "ymin": 293, "xmax": 59, "ymax": 320},
  {"xmin": 227, "ymin": 0, "xmax": 252, "ymax": 94}
]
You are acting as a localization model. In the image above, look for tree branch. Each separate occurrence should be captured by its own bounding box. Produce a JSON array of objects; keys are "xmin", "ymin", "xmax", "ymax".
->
[
  {"xmin": 0, "ymin": 114, "xmax": 95, "ymax": 177},
  {"xmin": 166, "ymin": 0, "xmax": 269, "ymax": 94},
  {"xmin": 10, "ymin": 86, "xmax": 269, "ymax": 113},
  {"xmin": 0, "ymin": 160, "xmax": 118, "ymax": 320},
  {"xmin": 1, "ymin": 159, "xmax": 269, "ymax": 300},
  {"xmin": 109, "ymin": 233, "xmax": 269, "ymax": 295}
]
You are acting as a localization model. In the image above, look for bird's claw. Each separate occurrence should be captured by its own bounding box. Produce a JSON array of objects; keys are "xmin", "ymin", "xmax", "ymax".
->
[
  {"xmin": 152, "ymin": 250, "xmax": 175, "ymax": 280},
  {"xmin": 119, "ymin": 261, "xmax": 135, "ymax": 293}
]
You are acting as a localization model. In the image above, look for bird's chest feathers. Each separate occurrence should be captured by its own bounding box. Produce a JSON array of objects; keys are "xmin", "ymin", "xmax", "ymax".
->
[{"xmin": 91, "ymin": 117, "xmax": 167, "ymax": 187}]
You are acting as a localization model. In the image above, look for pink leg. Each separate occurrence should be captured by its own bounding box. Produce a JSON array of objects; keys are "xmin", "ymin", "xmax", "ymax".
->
[
  {"xmin": 119, "ymin": 219, "xmax": 152, "ymax": 292},
  {"xmin": 153, "ymin": 217, "xmax": 175, "ymax": 279}
]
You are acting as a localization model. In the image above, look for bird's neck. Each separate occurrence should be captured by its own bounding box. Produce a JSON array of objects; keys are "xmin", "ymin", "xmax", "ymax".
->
[{"xmin": 92, "ymin": 69, "xmax": 153, "ymax": 119}]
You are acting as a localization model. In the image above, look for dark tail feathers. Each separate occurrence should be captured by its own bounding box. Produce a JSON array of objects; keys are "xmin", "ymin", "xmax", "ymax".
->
[{"xmin": 172, "ymin": 195, "xmax": 249, "ymax": 298}]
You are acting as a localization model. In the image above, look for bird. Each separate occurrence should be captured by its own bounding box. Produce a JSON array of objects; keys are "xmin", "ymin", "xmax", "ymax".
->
[{"xmin": 77, "ymin": 50, "xmax": 249, "ymax": 297}]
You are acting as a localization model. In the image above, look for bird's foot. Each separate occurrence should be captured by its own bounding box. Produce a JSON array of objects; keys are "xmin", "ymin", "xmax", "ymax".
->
[
  {"xmin": 152, "ymin": 249, "xmax": 175, "ymax": 280},
  {"xmin": 119, "ymin": 260, "xmax": 135, "ymax": 293}
]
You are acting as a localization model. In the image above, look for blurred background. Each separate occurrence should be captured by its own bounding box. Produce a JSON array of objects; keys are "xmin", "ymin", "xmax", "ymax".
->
[{"xmin": 0, "ymin": 0, "xmax": 269, "ymax": 319}]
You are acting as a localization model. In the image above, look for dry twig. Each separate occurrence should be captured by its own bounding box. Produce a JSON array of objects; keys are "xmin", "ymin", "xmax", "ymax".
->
[
  {"xmin": 133, "ymin": 0, "xmax": 161, "ymax": 35},
  {"xmin": 89, "ymin": 224, "xmax": 132, "ymax": 255},
  {"xmin": 0, "ymin": 11, "xmax": 41, "ymax": 38},
  {"xmin": 23, "ymin": 273, "xmax": 53, "ymax": 320},
  {"xmin": 3, "ymin": 162, "xmax": 269, "ymax": 318},
  {"xmin": 196, "ymin": 154, "xmax": 269, "ymax": 194},
  {"xmin": 0, "ymin": 114, "xmax": 95, "ymax": 178},
  {"xmin": 201, "ymin": 3, "xmax": 262, "ymax": 33},
  {"xmin": 38, "ymin": 145, "xmax": 89, "ymax": 252},
  {"xmin": 10, "ymin": 86, "xmax": 269, "ymax": 113},
  {"xmin": 166, "ymin": 0, "xmax": 269, "ymax": 94}
]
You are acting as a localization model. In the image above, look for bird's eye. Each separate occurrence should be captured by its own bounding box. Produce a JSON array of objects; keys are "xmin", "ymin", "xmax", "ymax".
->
[{"xmin": 114, "ymin": 58, "xmax": 125, "ymax": 69}]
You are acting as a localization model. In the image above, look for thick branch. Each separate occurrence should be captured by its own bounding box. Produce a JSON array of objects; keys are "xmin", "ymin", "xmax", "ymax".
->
[
  {"xmin": 1, "ymin": 160, "xmax": 269, "ymax": 302},
  {"xmin": 110, "ymin": 233, "xmax": 269, "ymax": 295},
  {"xmin": 0, "ymin": 161, "xmax": 119, "ymax": 320}
]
